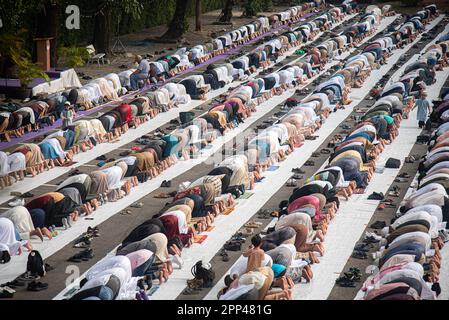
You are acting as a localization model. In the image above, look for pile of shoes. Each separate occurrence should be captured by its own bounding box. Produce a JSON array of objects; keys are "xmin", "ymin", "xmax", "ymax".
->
[
  {"xmin": 68, "ymin": 227, "xmax": 99, "ymax": 263},
  {"xmin": 352, "ymin": 242, "xmax": 374, "ymax": 260},
  {"xmin": 335, "ymin": 267, "xmax": 362, "ymax": 287},
  {"xmin": 3, "ymin": 251, "xmax": 54, "ymax": 297},
  {"xmin": 183, "ymin": 261, "xmax": 215, "ymax": 295},
  {"xmin": 223, "ymin": 236, "xmax": 245, "ymax": 252},
  {"xmin": 0, "ymin": 279, "xmax": 25, "ymax": 298}
]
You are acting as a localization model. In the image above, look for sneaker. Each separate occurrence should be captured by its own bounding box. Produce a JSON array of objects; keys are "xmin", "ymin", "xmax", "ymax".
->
[
  {"xmin": 0, "ymin": 288, "xmax": 14, "ymax": 298},
  {"xmin": 286, "ymin": 178, "xmax": 297, "ymax": 187},
  {"xmin": 363, "ymin": 236, "xmax": 380, "ymax": 244},
  {"xmin": 80, "ymin": 248, "xmax": 94, "ymax": 261},
  {"xmin": 27, "ymin": 281, "xmax": 48, "ymax": 292},
  {"xmin": 292, "ymin": 167, "xmax": 305, "ymax": 174},
  {"xmin": 354, "ymin": 243, "xmax": 373, "ymax": 252}
]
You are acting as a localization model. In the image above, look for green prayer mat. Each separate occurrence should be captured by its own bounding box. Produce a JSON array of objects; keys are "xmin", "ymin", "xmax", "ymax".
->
[{"xmin": 240, "ymin": 192, "xmax": 254, "ymax": 199}]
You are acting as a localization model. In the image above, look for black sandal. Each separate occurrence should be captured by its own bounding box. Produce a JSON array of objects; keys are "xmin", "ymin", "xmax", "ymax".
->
[
  {"xmin": 222, "ymin": 252, "xmax": 230, "ymax": 262},
  {"xmin": 27, "ymin": 281, "xmax": 48, "ymax": 292},
  {"xmin": 351, "ymin": 250, "xmax": 367, "ymax": 259}
]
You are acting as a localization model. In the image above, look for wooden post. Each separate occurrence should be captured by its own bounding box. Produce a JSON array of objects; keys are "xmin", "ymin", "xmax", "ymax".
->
[{"xmin": 34, "ymin": 37, "xmax": 54, "ymax": 71}]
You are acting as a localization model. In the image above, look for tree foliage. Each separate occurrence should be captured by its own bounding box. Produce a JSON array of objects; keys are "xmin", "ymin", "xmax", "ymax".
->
[
  {"xmin": 218, "ymin": 0, "xmax": 235, "ymax": 23},
  {"xmin": 0, "ymin": 0, "xmax": 227, "ymax": 57},
  {"xmin": 58, "ymin": 46, "xmax": 90, "ymax": 68},
  {"xmin": 242, "ymin": 0, "xmax": 273, "ymax": 17},
  {"xmin": 0, "ymin": 31, "xmax": 50, "ymax": 86}
]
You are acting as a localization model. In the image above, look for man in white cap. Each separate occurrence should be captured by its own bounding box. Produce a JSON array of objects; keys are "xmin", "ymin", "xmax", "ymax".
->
[{"xmin": 130, "ymin": 55, "xmax": 150, "ymax": 91}]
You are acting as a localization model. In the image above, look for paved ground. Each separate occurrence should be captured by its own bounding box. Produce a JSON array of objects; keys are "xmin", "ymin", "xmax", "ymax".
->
[
  {"xmin": 193, "ymin": 17, "xmax": 449, "ymax": 301},
  {"xmin": 328, "ymin": 76, "xmax": 449, "ymax": 301},
  {"xmin": 1, "ymin": 6, "xmax": 448, "ymax": 301}
]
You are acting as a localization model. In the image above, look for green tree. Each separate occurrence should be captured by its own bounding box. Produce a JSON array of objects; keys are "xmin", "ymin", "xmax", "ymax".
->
[
  {"xmin": 161, "ymin": 0, "xmax": 192, "ymax": 40},
  {"xmin": 0, "ymin": 32, "xmax": 49, "ymax": 87},
  {"xmin": 242, "ymin": 0, "xmax": 272, "ymax": 17},
  {"xmin": 93, "ymin": 0, "xmax": 143, "ymax": 54},
  {"xmin": 243, "ymin": 0, "xmax": 258, "ymax": 17}
]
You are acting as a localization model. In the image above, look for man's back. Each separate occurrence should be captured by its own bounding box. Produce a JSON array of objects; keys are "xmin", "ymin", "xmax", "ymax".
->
[{"xmin": 138, "ymin": 59, "xmax": 150, "ymax": 76}]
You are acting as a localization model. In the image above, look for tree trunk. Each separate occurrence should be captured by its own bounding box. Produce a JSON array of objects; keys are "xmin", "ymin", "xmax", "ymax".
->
[
  {"xmin": 161, "ymin": 0, "xmax": 191, "ymax": 40},
  {"xmin": 195, "ymin": 0, "xmax": 202, "ymax": 31},
  {"xmin": 243, "ymin": 0, "xmax": 257, "ymax": 18},
  {"xmin": 35, "ymin": 1, "xmax": 60, "ymax": 67},
  {"xmin": 93, "ymin": 1, "xmax": 112, "ymax": 54},
  {"xmin": 218, "ymin": 0, "xmax": 234, "ymax": 23}
]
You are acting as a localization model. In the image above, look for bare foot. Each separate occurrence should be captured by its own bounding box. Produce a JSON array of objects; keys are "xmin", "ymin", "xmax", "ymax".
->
[
  {"xmin": 24, "ymin": 242, "xmax": 33, "ymax": 252},
  {"xmin": 41, "ymin": 227, "xmax": 53, "ymax": 240},
  {"xmin": 30, "ymin": 228, "xmax": 44, "ymax": 242}
]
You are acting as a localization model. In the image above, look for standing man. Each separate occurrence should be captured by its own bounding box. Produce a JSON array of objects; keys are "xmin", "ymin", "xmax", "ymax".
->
[
  {"xmin": 415, "ymin": 91, "xmax": 432, "ymax": 130},
  {"xmin": 130, "ymin": 55, "xmax": 150, "ymax": 91}
]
